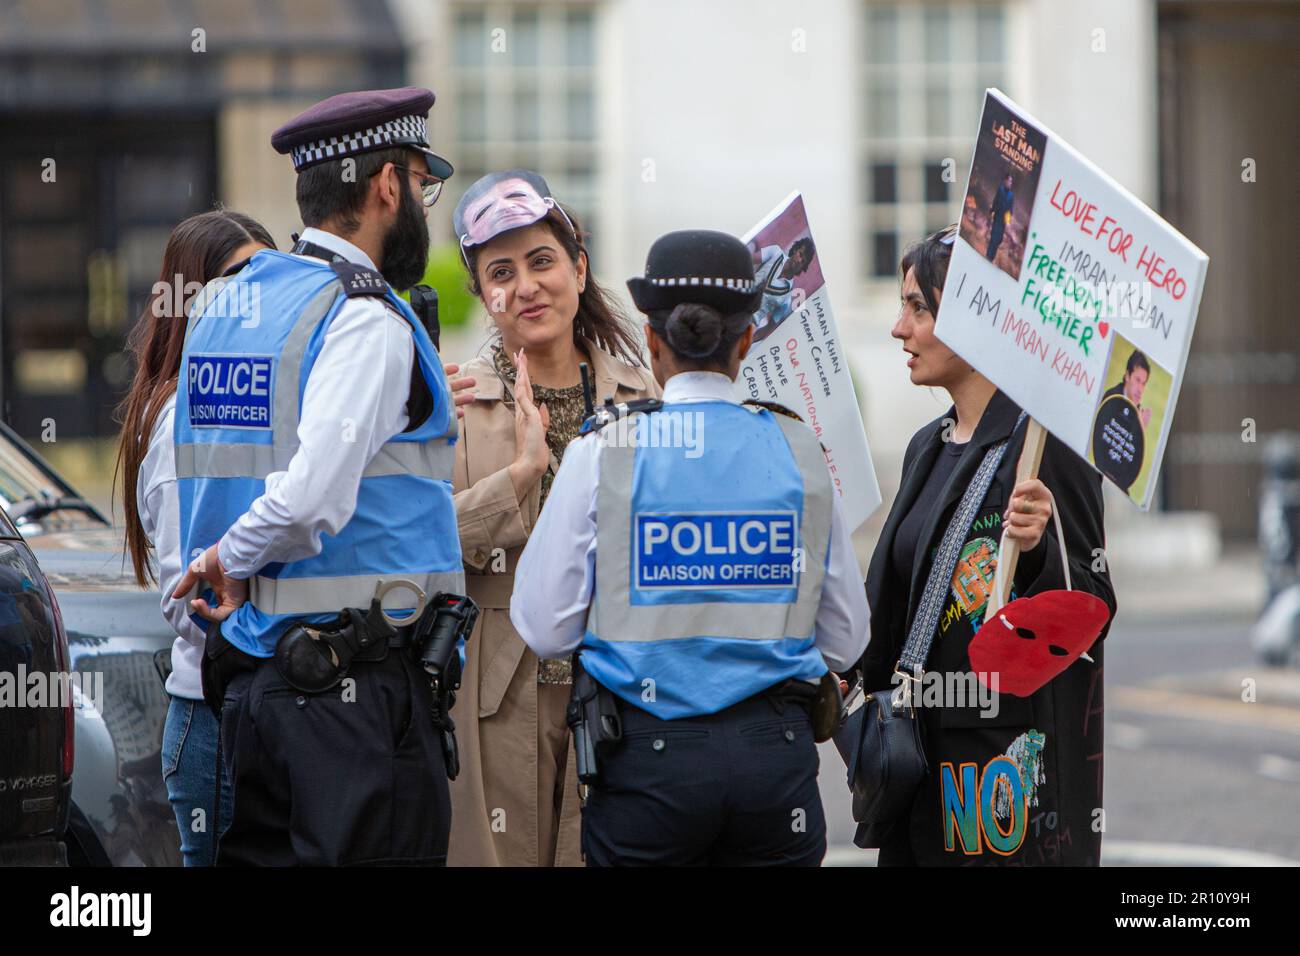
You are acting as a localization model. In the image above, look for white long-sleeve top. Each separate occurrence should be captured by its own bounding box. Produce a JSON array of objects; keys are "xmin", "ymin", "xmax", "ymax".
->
[
  {"xmin": 215, "ymin": 227, "xmax": 415, "ymax": 579},
  {"xmin": 137, "ymin": 393, "xmax": 206, "ymax": 699},
  {"xmin": 510, "ymin": 370, "xmax": 870, "ymax": 673}
]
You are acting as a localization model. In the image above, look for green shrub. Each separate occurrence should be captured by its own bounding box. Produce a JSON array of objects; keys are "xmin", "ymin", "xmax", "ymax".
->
[{"xmin": 401, "ymin": 243, "xmax": 479, "ymax": 329}]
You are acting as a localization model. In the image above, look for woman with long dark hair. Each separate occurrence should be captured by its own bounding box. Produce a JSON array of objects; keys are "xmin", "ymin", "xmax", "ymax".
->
[
  {"xmin": 446, "ymin": 170, "xmax": 658, "ymax": 866},
  {"xmin": 116, "ymin": 209, "xmax": 275, "ymax": 866},
  {"xmin": 854, "ymin": 226, "xmax": 1116, "ymax": 865}
]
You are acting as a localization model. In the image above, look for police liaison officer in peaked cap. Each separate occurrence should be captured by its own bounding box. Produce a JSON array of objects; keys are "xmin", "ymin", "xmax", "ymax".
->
[
  {"xmin": 510, "ymin": 230, "xmax": 871, "ymax": 866},
  {"xmin": 172, "ymin": 87, "xmax": 478, "ymax": 865}
]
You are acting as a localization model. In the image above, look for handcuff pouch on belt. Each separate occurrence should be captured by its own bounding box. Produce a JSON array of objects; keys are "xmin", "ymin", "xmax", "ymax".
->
[
  {"xmin": 811, "ymin": 671, "xmax": 846, "ymax": 743},
  {"xmin": 566, "ymin": 656, "xmax": 622, "ymax": 785},
  {"xmin": 273, "ymin": 598, "xmax": 396, "ymax": 694}
]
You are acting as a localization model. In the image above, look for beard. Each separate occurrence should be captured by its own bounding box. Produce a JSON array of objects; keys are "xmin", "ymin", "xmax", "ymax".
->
[{"xmin": 379, "ymin": 184, "xmax": 430, "ymax": 291}]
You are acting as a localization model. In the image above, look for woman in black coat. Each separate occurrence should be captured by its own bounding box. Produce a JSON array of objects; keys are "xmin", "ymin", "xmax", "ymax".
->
[{"xmin": 857, "ymin": 227, "xmax": 1117, "ymax": 866}]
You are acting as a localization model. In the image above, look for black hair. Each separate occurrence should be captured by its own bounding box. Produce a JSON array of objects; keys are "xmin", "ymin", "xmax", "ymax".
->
[
  {"xmin": 1126, "ymin": 350, "xmax": 1150, "ymax": 376},
  {"xmin": 295, "ymin": 146, "xmax": 410, "ymax": 235},
  {"xmin": 787, "ymin": 236, "xmax": 816, "ymax": 274},
  {"xmin": 649, "ymin": 303, "xmax": 751, "ymax": 369},
  {"xmin": 464, "ymin": 205, "xmax": 645, "ymax": 368},
  {"xmin": 899, "ymin": 224, "xmax": 958, "ymax": 317}
]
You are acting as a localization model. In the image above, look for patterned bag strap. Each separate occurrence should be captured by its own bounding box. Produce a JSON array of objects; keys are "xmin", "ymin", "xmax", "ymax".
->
[{"xmin": 896, "ymin": 411, "xmax": 1027, "ymax": 677}]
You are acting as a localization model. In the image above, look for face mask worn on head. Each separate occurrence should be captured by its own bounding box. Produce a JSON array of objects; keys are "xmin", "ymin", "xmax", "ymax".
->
[{"xmin": 452, "ymin": 169, "xmax": 577, "ymax": 268}]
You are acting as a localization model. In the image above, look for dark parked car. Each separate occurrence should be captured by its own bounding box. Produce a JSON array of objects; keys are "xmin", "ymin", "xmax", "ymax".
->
[{"xmin": 0, "ymin": 422, "xmax": 178, "ymax": 866}]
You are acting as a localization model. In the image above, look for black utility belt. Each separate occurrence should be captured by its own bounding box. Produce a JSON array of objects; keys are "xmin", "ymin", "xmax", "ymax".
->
[
  {"xmin": 200, "ymin": 588, "xmax": 479, "ymax": 705},
  {"xmin": 566, "ymin": 668, "xmax": 837, "ymax": 786},
  {"xmin": 274, "ymin": 590, "xmax": 479, "ymax": 695},
  {"xmin": 612, "ymin": 677, "xmax": 820, "ymax": 720}
]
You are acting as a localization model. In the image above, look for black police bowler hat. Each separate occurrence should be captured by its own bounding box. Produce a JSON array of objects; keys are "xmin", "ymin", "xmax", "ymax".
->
[{"xmin": 627, "ymin": 230, "xmax": 763, "ymax": 314}]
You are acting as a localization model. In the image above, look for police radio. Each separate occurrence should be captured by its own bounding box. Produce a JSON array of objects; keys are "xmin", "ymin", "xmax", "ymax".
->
[
  {"xmin": 409, "ymin": 284, "xmax": 440, "ymax": 350},
  {"xmin": 411, "ymin": 592, "xmax": 480, "ymax": 781}
]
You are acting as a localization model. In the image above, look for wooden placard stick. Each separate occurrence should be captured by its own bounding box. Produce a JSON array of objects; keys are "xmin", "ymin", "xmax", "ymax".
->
[{"xmin": 986, "ymin": 417, "xmax": 1047, "ymax": 617}]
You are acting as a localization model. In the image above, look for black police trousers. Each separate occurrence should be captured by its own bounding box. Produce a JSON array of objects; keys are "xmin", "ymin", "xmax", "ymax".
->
[
  {"xmin": 215, "ymin": 648, "xmax": 450, "ymax": 866},
  {"xmin": 580, "ymin": 687, "xmax": 827, "ymax": 866}
]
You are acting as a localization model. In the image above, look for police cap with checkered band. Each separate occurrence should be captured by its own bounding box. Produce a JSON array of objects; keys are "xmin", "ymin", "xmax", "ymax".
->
[
  {"xmin": 627, "ymin": 229, "xmax": 764, "ymax": 314},
  {"xmin": 271, "ymin": 86, "xmax": 454, "ymax": 180}
]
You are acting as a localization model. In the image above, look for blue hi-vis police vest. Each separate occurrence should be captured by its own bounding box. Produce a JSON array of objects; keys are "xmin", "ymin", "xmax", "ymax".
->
[
  {"xmin": 582, "ymin": 401, "xmax": 833, "ymax": 719},
  {"xmin": 174, "ymin": 249, "xmax": 464, "ymax": 657}
]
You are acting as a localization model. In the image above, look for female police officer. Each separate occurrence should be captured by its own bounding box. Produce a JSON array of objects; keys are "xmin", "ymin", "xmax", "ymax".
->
[{"xmin": 510, "ymin": 229, "xmax": 870, "ymax": 866}]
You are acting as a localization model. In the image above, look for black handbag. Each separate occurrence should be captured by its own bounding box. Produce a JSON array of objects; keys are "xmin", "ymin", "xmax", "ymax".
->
[
  {"xmin": 836, "ymin": 413, "xmax": 1025, "ymax": 846},
  {"xmin": 833, "ymin": 683, "xmax": 928, "ymax": 847}
]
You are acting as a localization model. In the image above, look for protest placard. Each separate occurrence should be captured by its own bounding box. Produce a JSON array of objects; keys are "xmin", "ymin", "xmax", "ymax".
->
[
  {"xmin": 940, "ymin": 89, "xmax": 1208, "ymax": 511},
  {"xmin": 737, "ymin": 192, "xmax": 882, "ymax": 530}
]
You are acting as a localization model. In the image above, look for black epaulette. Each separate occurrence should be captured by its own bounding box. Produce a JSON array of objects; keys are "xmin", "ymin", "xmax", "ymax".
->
[
  {"xmin": 579, "ymin": 397, "xmax": 664, "ymax": 435},
  {"xmin": 323, "ymin": 261, "xmax": 425, "ymax": 429},
  {"xmin": 330, "ymin": 261, "xmax": 389, "ymax": 298},
  {"xmin": 743, "ymin": 399, "xmax": 804, "ymax": 422}
]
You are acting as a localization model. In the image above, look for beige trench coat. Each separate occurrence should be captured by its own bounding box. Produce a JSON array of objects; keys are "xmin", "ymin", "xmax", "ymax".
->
[{"xmin": 447, "ymin": 339, "xmax": 659, "ymax": 866}]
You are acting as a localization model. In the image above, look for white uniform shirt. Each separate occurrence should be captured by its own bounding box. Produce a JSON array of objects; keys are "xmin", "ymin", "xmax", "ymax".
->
[
  {"xmin": 510, "ymin": 370, "xmax": 870, "ymax": 673},
  {"xmin": 137, "ymin": 393, "xmax": 206, "ymax": 699},
  {"xmin": 215, "ymin": 227, "xmax": 417, "ymax": 579}
]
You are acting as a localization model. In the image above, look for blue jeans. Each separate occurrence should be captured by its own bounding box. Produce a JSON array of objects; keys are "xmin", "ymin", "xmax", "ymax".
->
[{"xmin": 162, "ymin": 696, "xmax": 232, "ymax": 867}]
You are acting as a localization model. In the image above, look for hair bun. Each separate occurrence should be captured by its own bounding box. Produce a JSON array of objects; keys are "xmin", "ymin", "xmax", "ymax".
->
[{"xmin": 664, "ymin": 303, "xmax": 724, "ymax": 358}]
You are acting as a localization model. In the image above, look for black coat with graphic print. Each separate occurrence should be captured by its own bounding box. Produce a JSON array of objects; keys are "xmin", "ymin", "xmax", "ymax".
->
[{"xmin": 857, "ymin": 390, "xmax": 1117, "ymax": 866}]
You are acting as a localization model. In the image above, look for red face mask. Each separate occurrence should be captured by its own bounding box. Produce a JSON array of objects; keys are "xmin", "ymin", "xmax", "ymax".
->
[{"xmin": 969, "ymin": 590, "xmax": 1110, "ymax": 697}]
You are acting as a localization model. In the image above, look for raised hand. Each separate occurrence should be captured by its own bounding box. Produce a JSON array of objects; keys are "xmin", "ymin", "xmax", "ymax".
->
[{"xmin": 507, "ymin": 348, "xmax": 551, "ymax": 502}]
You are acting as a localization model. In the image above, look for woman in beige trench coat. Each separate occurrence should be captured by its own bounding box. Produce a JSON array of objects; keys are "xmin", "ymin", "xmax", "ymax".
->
[{"xmin": 447, "ymin": 170, "xmax": 658, "ymax": 866}]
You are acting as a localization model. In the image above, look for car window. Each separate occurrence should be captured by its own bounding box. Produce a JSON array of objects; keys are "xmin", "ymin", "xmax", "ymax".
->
[
  {"xmin": 0, "ymin": 422, "xmax": 108, "ymax": 536},
  {"xmin": 0, "ymin": 502, "xmax": 19, "ymax": 538}
]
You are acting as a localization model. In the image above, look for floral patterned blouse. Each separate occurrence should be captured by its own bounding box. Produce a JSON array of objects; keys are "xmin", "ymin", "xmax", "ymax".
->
[{"xmin": 491, "ymin": 343, "xmax": 589, "ymax": 683}]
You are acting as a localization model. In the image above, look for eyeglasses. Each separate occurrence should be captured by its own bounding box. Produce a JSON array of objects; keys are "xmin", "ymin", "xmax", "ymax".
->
[{"xmin": 384, "ymin": 164, "xmax": 444, "ymax": 207}]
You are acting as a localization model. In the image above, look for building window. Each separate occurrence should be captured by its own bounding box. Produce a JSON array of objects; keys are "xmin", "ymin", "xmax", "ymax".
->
[
  {"xmin": 861, "ymin": 1, "xmax": 1009, "ymax": 279},
  {"xmin": 446, "ymin": 3, "xmax": 601, "ymax": 253},
  {"xmin": 923, "ymin": 161, "xmax": 951, "ymax": 204},
  {"xmin": 870, "ymin": 163, "xmax": 897, "ymax": 204},
  {"xmin": 873, "ymin": 232, "xmax": 900, "ymax": 282}
]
